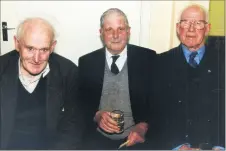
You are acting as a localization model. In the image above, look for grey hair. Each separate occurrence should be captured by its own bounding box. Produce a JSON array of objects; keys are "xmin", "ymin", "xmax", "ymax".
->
[
  {"xmin": 100, "ymin": 8, "xmax": 129, "ymax": 28},
  {"xmin": 16, "ymin": 17, "xmax": 56, "ymax": 42},
  {"xmin": 179, "ymin": 4, "xmax": 209, "ymax": 22}
]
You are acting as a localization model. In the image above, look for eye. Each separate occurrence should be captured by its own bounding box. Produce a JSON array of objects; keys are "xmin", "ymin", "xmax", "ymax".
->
[
  {"xmin": 184, "ymin": 20, "xmax": 190, "ymax": 25},
  {"xmin": 27, "ymin": 47, "xmax": 34, "ymax": 51},
  {"xmin": 105, "ymin": 28, "xmax": 112, "ymax": 32},
  {"xmin": 118, "ymin": 27, "xmax": 125, "ymax": 31},
  {"xmin": 40, "ymin": 48, "xmax": 49, "ymax": 52},
  {"xmin": 195, "ymin": 21, "xmax": 202, "ymax": 25}
]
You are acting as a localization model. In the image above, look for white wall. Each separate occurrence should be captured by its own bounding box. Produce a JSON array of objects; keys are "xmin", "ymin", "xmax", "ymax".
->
[
  {"xmin": 146, "ymin": 1, "xmax": 209, "ymax": 53},
  {"xmin": 1, "ymin": 1, "xmax": 210, "ymax": 63},
  {"xmin": 147, "ymin": 1, "xmax": 174, "ymax": 53},
  {"xmin": 1, "ymin": 1, "xmax": 142, "ymax": 64}
]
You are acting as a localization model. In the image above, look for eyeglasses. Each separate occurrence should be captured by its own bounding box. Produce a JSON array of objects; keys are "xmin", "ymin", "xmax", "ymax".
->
[{"xmin": 179, "ymin": 19, "xmax": 208, "ymax": 30}]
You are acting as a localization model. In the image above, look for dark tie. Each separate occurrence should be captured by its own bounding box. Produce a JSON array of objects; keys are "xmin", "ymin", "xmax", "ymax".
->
[
  {"xmin": 111, "ymin": 55, "xmax": 120, "ymax": 74},
  {"xmin": 189, "ymin": 51, "xmax": 198, "ymax": 68}
]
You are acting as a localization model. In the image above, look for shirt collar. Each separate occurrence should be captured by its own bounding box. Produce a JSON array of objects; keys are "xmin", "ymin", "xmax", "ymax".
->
[
  {"xmin": 105, "ymin": 46, "xmax": 128, "ymax": 72},
  {"xmin": 182, "ymin": 44, "xmax": 205, "ymax": 63}
]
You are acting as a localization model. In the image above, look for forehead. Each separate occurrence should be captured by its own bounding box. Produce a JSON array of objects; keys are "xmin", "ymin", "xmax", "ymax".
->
[
  {"xmin": 22, "ymin": 25, "xmax": 53, "ymax": 47},
  {"xmin": 181, "ymin": 7, "xmax": 206, "ymax": 20},
  {"xmin": 103, "ymin": 13, "xmax": 126, "ymax": 27}
]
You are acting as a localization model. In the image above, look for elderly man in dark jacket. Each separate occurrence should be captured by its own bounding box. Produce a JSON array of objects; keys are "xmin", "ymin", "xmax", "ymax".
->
[
  {"xmin": 78, "ymin": 8, "xmax": 156, "ymax": 150},
  {"xmin": 150, "ymin": 4, "xmax": 225, "ymax": 150},
  {"xmin": 0, "ymin": 17, "xmax": 84, "ymax": 149}
]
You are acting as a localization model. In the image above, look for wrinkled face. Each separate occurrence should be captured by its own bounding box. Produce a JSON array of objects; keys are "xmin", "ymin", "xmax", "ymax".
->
[
  {"xmin": 15, "ymin": 28, "xmax": 56, "ymax": 76},
  {"xmin": 176, "ymin": 7, "xmax": 210, "ymax": 51},
  {"xmin": 100, "ymin": 13, "xmax": 130, "ymax": 54}
]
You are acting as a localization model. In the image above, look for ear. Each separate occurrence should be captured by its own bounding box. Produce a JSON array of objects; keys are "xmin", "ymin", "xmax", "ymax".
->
[
  {"xmin": 176, "ymin": 23, "xmax": 180, "ymax": 35},
  {"xmin": 127, "ymin": 26, "xmax": 131, "ymax": 35},
  {"xmin": 50, "ymin": 40, "xmax": 57, "ymax": 53},
  {"xmin": 14, "ymin": 36, "xmax": 20, "ymax": 52},
  {"xmin": 99, "ymin": 28, "xmax": 103, "ymax": 35},
  {"xmin": 205, "ymin": 23, "xmax": 211, "ymax": 36},
  {"xmin": 99, "ymin": 28, "xmax": 104, "ymax": 41}
]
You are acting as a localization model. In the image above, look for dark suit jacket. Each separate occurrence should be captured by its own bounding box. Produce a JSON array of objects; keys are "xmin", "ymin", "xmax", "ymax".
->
[
  {"xmin": 78, "ymin": 44, "xmax": 156, "ymax": 137},
  {"xmin": 0, "ymin": 50, "xmax": 84, "ymax": 149},
  {"xmin": 151, "ymin": 43, "xmax": 225, "ymax": 149}
]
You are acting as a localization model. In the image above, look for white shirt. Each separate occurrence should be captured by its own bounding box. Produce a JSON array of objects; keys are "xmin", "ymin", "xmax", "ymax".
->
[
  {"xmin": 18, "ymin": 58, "xmax": 50, "ymax": 93},
  {"xmin": 105, "ymin": 46, "xmax": 127, "ymax": 72}
]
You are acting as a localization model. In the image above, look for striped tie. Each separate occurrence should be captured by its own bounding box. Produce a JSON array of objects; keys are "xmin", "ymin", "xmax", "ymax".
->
[{"xmin": 189, "ymin": 52, "xmax": 198, "ymax": 68}]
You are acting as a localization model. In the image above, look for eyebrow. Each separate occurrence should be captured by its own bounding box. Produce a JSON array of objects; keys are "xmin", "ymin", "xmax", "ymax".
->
[
  {"xmin": 24, "ymin": 44, "xmax": 50, "ymax": 50},
  {"xmin": 180, "ymin": 19, "xmax": 207, "ymax": 22}
]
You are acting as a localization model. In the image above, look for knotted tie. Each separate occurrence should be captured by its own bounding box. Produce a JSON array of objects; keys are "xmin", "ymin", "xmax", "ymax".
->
[
  {"xmin": 189, "ymin": 51, "xmax": 198, "ymax": 68},
  {"xmin": 111, "ymin": 55, "xmax": 120, "ymax": 74}
]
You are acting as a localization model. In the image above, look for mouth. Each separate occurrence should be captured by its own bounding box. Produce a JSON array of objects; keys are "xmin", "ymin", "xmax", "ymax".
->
[
  {"xmin": 29, "ymin": 62, "xmax": 43, "ymax": 66},
  {"xmin": 186, "ymin": 34, "xmax": 196, "ymax": 38},
  {"xmin": 111, "ymin": 41, "xmax": 121, "ymax": 44},
  {"xmin": 186, "ymin": 35, "xmax": 196, "ymax": 40}
]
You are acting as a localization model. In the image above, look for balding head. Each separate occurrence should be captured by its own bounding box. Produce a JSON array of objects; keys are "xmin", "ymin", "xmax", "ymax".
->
[
  {"xmin": 176, "ymin": 4, "xmax": 210, "ymax": 51},
  {"xmin": 16, "ymin": 17, "xmax": 56, "ymax": 42},
  {"xmin": 14, "ymin": 17, "xmax": 57, "ymax": 76},
  {"xmin": 180, "ymin": 4, "xmax": 208, "ymax": 22},
  {"xmin": 100, "ymin": 8, "xmax": 129, "ymax": 28}
]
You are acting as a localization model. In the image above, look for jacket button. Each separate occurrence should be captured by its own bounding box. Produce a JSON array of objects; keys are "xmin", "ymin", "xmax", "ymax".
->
[
  {"xmin": 188, "ymin": 120, "xmax": 192, "ymax": 125},
  {"xmin": 178, "ymin": 100, "xmax": 182, "ymax": 103},
  {"xmin": 207, "ymin": 119, "xmax": 211, "ymax": 122}
]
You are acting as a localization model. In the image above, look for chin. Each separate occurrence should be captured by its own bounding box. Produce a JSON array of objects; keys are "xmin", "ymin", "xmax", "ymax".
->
[
  {"xmin": 186, "ymin": 44, "xmax": 196, "ymax": 48},
  {"xmin": 29, "ymin": 71, "xmax": 43, "ymax": 76},
  {"xmin": 111, "ymin": 45, "xmax": 125, "ymax": 51},
  {"xmin": 27, "ymin": 67, "xmax": 45, "ymax": 76}
]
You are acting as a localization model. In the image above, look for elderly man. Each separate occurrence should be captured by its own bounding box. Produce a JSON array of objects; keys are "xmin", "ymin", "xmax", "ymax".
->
[
  {"xmin": 152, "ymin": 4, "xmax": 225, "ymax": 150},
  {"xmin": 0, "ymin": 17, "xmax": 84, "ymax": 149},
  {"xmin": 78, "ymin": 8, "xmax": 156, "ymax": 149}
]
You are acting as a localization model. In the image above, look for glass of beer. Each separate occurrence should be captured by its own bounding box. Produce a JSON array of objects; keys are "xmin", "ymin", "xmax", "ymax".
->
[{"xmin": 110, "ymin": 110, "xmax": 124, "ymax": 133}]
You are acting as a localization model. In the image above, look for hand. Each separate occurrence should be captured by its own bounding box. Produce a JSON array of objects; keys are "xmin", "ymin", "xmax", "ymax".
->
[
  {"xmin": 178, "ymin": 145, "xmax": 200, "ymax": 150},
  {"xmin": 94, "ymin": 110, "xmax": 120, "ymax": 133},
  {"xmin": 126, "ymin": 122, "xmax": 148, "ymax": 147},
  {"xmin": 179, "ymin": 145, "xmax": 224, "ymax": 150},
  {"xmin": 212, "ymin": 146, "xmax": 225, "ymax": 151}
]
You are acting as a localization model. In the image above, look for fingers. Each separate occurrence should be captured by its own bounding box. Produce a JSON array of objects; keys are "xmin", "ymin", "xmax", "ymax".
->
[
  {"xmin": 126, "ymin": 123, "xmax": 147, "ymax": 147},
  {"xmin": 179, "ymin": 145, "xmax": 197, "ymax": 150},
  {"xmin": 97, "ymin": 111, "xmax": 120, "ymax": 133},
  {"xmin": 99, "ymin": 118, "xmax": 118, "ymax": 133},
  {"xmin": 126, "ymin": 131, "xmax": 145, "ymax": 147}
]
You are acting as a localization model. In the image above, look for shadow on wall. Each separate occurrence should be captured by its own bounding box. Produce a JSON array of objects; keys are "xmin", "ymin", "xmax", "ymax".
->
[
  {"xmin": 207, "ymin": 36, "xmax": 225, "ymax": 53},
  {"xmin": 207, "ymin": 36, "xmax": 225, "ymax": 68}
]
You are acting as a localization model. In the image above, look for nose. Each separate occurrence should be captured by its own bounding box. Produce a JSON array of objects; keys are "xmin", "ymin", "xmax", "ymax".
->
[
  {"xmin": 112, "ymin": 30, "xmax": 119, "ymax": 39},
  {"xmin": 188, "ymin": 23, "xmax": 195, "ymax": 32},
  {"xmin": 33, "ymin": 50, "xmax": 41, "ymax": 63}
]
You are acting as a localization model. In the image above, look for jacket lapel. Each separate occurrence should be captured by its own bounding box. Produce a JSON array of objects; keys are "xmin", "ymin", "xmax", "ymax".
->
[
  {"xmin": 127, "ymin": 46, "xmax": 132, "ymax": 84},
  {"xmin": 127, "ymin": 44, "xmax": 135, "ymax": 102},
  {"xmin": 172, "ymin": 45, "xmax": 189, "ymax": 100},
  {"xmin": 1, "ymin": 57, "xmax": 18, "ymax": 148},
  {"xmin": 93, "ymin": 48, "xmax": 105, "ymax": 99},
  {"xmin": 174, "ymin": 45, "xmax": 188, "ymax": 83},
  {"xmin": 46, "ymin": 58, "xmax": 63, "ymax": 134}
]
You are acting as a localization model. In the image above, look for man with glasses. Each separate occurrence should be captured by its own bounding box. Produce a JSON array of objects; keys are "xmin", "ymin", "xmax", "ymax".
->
[
  {"xmin": 0, "ymin": 17, "xmax": 84, "ymax": 149},
  {"xmin": 151, "ymin": 4, "xmax": 225, "ymax": 150}
]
